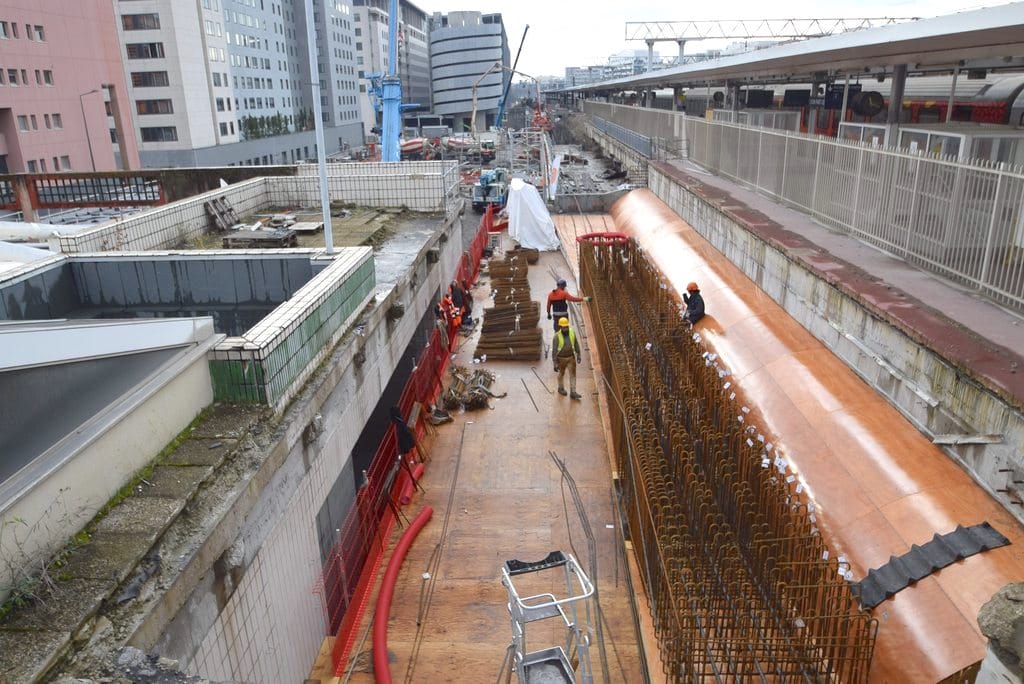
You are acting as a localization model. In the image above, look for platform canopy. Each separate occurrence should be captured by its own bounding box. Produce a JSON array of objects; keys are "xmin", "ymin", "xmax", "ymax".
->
[{"xmin": 571, "ymin": 3, "xmax": 1024, "ymax": 88}]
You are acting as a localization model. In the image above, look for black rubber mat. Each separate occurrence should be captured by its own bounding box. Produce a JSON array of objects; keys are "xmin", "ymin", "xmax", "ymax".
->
[{"xmin": 853, "ymin": 522, "xmax": 1010, "ymax": 609}]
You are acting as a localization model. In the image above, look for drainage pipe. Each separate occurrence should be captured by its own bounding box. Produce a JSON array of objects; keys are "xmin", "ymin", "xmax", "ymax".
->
[
  {"xmin": 399, "ymin": 463, "xmax": 425, "ymax": 505},
  {"xmin": 373, "ymin": 506, "xmax": 433, "ymax": 683}
]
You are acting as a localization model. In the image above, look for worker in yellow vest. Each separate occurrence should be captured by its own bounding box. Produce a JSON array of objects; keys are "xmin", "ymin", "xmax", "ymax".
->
[{"xmin": 553, "ymin": 317, "xmax": 582, "ymax": 400}]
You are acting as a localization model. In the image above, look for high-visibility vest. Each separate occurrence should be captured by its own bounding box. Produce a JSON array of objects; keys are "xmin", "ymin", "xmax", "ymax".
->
[{"xmin": 555, "ymin": 328, "xmax": 576, "ymax": 353}]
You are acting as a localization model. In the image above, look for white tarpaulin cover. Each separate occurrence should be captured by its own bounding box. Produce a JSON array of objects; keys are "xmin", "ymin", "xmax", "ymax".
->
[{"xmin": 506, "ymin": 178, "xmax": 559, "ymax": 251}]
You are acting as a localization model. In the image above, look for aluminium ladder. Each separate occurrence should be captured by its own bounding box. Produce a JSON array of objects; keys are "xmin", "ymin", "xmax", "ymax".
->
[{"xmin": 500, "ymin": 550, "xmax": 596, "ymax": 683}]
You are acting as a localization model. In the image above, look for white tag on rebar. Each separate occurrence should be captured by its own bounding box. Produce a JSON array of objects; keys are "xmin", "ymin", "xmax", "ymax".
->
[
  {"xmin": 645, "ymin": 342, "xmax": 652, "ymax": 350},
  {"xmin": 808, "ymin": 502, "xmax": 815, "ymax": 512},
  {"xmin": 786, "ymin": 475, "xmax": 795, "ymax": 484},
  {"xmin": 822, "ymin": 550, "xmax": 829, "ymax": 560},
  {"xmin": 718, "ymin": 369, "xmax": 726, "ymax": 377},
  {"xmin": 746, "ymin": 439, "xmax": 754, "ymax": 447},
  {"xmin": 723, "ymin": 381, "xmax": 731, "ymax": 390},
  {"xmin": 729, "ymin": 392, "xmax": 736, "ymax": 400},
  {"xmin": 838, "ymin": 555, "xmax": 847, "ymax": 565},
  {"xmin": 762, "ymin": 458, "xmax": 770, "ymax": 468},
  {"xmin": 809, "ymin": 513, "xmax": 816, "ymax": 523},
  {"xmin": 738, "ymin": 415, "xmax": 744, "ymax": 423},
  {"xmin": 741, "ymin": 406, "xmax": 750, "ymax": 414},
  {"xmin": 765, "ymin": 442, "xmax": 773, "ymax": 452},
  {"xmin": 796, "ymin": 484, "xmax": 803, "ymax": 494}
]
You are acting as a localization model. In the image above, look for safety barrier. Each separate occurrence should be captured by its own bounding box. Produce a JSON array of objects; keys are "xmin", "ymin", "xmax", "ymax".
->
[
  {"xmin": 592, "ymin": 116, "xmax": 654, "ymax": 158},
  {"xmin": 580, "ymin": 237, "xmax": 877, "ymax": 681},
  {"xmin": 686, "ymin": 116, "xmax": 1024, "ymax": 312},
  {"xmin": 314, "ymin": 208, "xmax": 490, "ymax": 674}
]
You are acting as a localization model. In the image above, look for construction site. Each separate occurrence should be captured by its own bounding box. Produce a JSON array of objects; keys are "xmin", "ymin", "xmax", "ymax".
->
[{"xmin": 3, "ymin": 5, "xmax": 1024, "ymax": 684}]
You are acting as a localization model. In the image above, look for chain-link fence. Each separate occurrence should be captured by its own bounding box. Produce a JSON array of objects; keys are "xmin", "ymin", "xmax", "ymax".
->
[{"xmin": 687, "ymin": 117, "xmax": 1024, "ymax": 311}]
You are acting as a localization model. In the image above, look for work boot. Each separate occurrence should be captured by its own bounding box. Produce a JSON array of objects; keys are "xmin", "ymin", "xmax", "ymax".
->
[
  {"xmin": 558, "ymin": 387, "xmax": 568, "ymax": 396},
  {"xmin": 570, "ymin": 392, "xmax": 582, "ymax": 401}
]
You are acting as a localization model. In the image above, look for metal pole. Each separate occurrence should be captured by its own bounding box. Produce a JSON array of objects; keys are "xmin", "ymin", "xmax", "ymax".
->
[
  {"xmin": 380, "ymin": 0, "xmax": 401, "ymax": 161},
  {"xmin": 646, "ymin": 40, "xmax": 654, "ymax": 73},
  {"xmin": 839, "ymin": 74, "xmax": 851, "ymax": 133},
  {"xmin": 79, "ymin": 90, "xmax": 98, "ymax": 172},
  {"xmin": 946, "ymin": 66, "xmax": 959, "ymax": 123},
  {"xmin": 978, "ymin": 163, "xmax": 1006, "ymax": 289},
  {"xmin": 304, "ymin": 0, "xmax": 335, "ymax": 254}
]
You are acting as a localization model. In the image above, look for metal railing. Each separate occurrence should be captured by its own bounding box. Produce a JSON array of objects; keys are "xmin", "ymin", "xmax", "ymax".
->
[
  {"xmin": 592, "ymin": 116, "xmax": 654, "ymax": 158},
  {"xmin": 686, "ymin": 117, "xmax": 1024, "ymax": 311}
]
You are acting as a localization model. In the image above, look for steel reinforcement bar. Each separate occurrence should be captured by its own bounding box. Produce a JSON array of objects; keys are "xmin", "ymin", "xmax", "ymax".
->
[{"xmin": 580, "ymin": 238, "xmax": 877, "ymax": 682}]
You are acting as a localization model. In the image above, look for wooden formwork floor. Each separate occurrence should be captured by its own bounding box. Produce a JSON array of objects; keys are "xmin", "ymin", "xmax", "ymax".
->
[{"xmin": 319, "ymin": 244, "xmax": 647, "ymax": 683}]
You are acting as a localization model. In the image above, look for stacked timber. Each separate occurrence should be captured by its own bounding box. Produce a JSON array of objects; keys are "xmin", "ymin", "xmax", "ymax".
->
[{"xmin": 475, "ymin": 254, "xmax": 542, "ymax": 361}]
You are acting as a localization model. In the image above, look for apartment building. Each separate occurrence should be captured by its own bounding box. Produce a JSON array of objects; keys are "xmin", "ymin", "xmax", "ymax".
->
[
  {"xmin": 112, "ymin": 0, "xmax": 363, "ymax": 168},
  {"xmin": 352, "ymin": 0, "xmax": 430, "ymax": 137},
  {"xmin": 0, "ymin": 1, "xmax": 139, "ymax": 173},
  {"xmin": 428, "ymin": 11, "xmax": 509, "ymax": 133}
]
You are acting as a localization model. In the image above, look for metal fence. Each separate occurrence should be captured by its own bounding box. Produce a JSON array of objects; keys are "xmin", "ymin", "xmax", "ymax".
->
[
  {"xmin": 686, "ymin": 117, "xmax": 1024, "ymax": 311},
  {"xmin": 592, "ymin": 116, "xmax": 654, "ymax": 158}
]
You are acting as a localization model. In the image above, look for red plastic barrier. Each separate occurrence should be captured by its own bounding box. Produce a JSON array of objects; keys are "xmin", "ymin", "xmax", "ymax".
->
[{"xmin": 372, "ymin": 506, "xmax": 433, "ymax": 684}]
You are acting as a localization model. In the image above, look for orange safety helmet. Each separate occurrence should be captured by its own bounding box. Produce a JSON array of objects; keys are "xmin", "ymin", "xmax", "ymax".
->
[{"xmin": 686, "ymin": 282, "xmax": 699, "ymax": 292}]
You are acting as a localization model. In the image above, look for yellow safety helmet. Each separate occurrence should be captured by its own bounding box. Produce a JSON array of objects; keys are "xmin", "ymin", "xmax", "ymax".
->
[{"xmin": 558, "ymin": 317, "xmax": 570, "ymax": 328}]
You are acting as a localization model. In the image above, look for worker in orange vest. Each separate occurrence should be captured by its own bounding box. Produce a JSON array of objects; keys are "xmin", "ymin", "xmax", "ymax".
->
[
  {"xmin": 553, "ymin": 317, "xmax": 582, "ymax": 400},
  {"xmin": 440, "ymin": 292, "xmax": 461, "ymax": 328},
  {"xmin": 546, "ymin": 278, "xmax": 591, "ymax": 332}
]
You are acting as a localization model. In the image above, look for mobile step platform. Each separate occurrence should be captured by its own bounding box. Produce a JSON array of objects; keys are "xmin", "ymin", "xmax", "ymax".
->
[{"xmin": 500, "ymin": 550, "xmax": 595, "ymax": 684}]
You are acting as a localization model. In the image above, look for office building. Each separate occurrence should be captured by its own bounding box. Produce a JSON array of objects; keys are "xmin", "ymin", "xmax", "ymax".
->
[
  {"xmin": 112, "ymin": 0, "xmax": 363, "ymax": 168},
  {"xmin": 0, "ymin": 1, "xmax": 140, "ymax": 173},
  {"xmin": 429, "ymin": 11, "xmax": 509, "ymax": 133}
]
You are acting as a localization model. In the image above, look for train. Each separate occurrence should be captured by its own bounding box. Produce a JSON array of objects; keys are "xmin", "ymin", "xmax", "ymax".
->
[{"xmin": 616, "ymin": 73, "xmax": 1024, "ymax": 135}]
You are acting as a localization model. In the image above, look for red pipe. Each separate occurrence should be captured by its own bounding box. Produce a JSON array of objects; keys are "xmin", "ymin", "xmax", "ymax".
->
[
  {"xmin": 373, "ymin": 506, "xmax": 433, "ymax": 684},
  {"xmin": 399, "ymin": 463, "xmax": 425, "ymax": 505}
]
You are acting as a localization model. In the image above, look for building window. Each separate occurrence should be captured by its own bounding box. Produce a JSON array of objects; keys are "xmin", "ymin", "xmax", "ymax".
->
[
  {"xmin": 126, "ymin": 42, "xmax": 165, "ymax": 59},
  {"xmin": 27, "ymin": 160, "xmax": 37, "ymax": 172},
  {"xmin": 122, "ymin": 14, "xmax": 160, "ymax": 31},
  {"xmin": 35, "ymin": 69, "xmax": 41, "ymax": 85},
  {"xmin": 60, "ymin": 155, "xmax": 70, "ymax": 170},
  {"xmin": 17, "ymin": 115, "xmax": 28, "ymax": 131},
  {"xmin": 130, "ymin": 71, "xmax": 169, "ymax": 87},
  {"xmin": 7, "ymin": 69, "xmax": 17, "ymax": 85},
  {"xmin": 34, "ymin": 25, "xmax": 44, "ymax": 41},
  {"xmin": 52, "ymin": 156, "xmax": 59, "ymax": 170},
  {"xmin": 110, "ymin": 129, "xmax": 118, "ymax": 143},
  {"xmin": 10, "ymin": 22, "xmax": 17, "ymax": 38},
  {"xmin": 29, "ymin": 114, "xmax": 37, "ymax": 130},
  {"xmin": 43, "ymin": 70, "xmax": 52, "ymax": 85},
  {"xmin": 39, "ymin": 158, "xmax": 46, "ymax": 172},
  {"xmin": 219, "ymin": 122, "xmax": 229, "ymax": 135},
  {"xmin": 136, "ymin": 99, "xmax": 173, "ymax": 114},
  {"xmin": 140, "ymin": 126, "xmax": 178, "ymax": 142},
  {"xmin": 44, "ymin": 113, "xmax": 51, "ymax": 128},
  {"xmin": 212, "ymin": 72, "xmax": 221, "ymax": 87},
  {"xmin": 52, "ymin": 113, "xmax": 62, "ymax": 128},
  {"xmin": 0, "ymin": 22, "xmax": 8, "ymax": 39}
]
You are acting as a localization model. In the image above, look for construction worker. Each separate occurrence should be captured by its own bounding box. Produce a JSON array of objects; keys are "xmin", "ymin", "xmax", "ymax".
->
[
  {"xmin": 553, "ymin": 317, "xmax": 582, "ymax": 400},
  {"xmin": 546, "ymin": 278, "xmax": 591, "ymax": 332},
  {"xmin": 684, "ymin": 282, "xmax": 705, "ymax": 324}
]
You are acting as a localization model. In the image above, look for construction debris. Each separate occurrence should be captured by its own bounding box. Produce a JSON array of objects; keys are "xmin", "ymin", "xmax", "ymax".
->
[{"xmin": 442, "ymin": 366, "xmax": 506, "ymax": 411}]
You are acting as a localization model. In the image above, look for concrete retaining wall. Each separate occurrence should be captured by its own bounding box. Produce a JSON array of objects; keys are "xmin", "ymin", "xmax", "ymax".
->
[
  {"xmin": 139, "ymin": 204, "xmax": 470, "ymax": 682},
  {"xmin": 649, "ymin": 165, "xmax": 1024, "ymax": 522},
  {"xmin": 585, "ymin": 123, "xmax": 649, "ymax": 186}
]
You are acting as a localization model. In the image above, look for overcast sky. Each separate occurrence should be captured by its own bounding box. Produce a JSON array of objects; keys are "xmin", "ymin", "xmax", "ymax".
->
[{"xmin": 417, "ymin": 0, "xmax": 1012, "ymax": 78}]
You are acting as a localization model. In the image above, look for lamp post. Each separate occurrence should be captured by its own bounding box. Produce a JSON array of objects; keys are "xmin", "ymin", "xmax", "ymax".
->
[{"xmin": 79, "ymin": 89, "xmax": 99, "ymax": 172}]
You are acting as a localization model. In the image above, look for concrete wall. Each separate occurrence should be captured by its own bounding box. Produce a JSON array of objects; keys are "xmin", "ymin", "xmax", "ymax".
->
[
  {"xmin": 0, "ymin": 341, "xmax": 215, "ymax": 601},
  {"xmin": 648, "ymin": 165, "xmax": 1024, "ymax": 524},
  {"xmin": 138, "ymin": 203, "xmax": 470, "ymax": 682},
  {"xmin": 584, "ymin": 121, "xmax": 649, "ymax": 186},
  {"xmin": 55, "ymin": 162, "xmax": 459, "ymax": 253}
]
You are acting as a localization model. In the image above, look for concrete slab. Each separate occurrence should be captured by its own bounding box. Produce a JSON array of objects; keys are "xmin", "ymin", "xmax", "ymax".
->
[
  {"xmin": 93, "ymin": 497, "xmax": 184, "ymax": 537},
  {"xmin": 136, "ymin": 466, "xmax": 214, "ymax": 500},
  {"xmin": 0, "ymin": 578, "xmax": 112, "ymax": 631},
  {"xmin": 0, "ymin": 628, "xmax": 72, "ymax": 683},
  {"xmin": 62, "ymin": 533, "xmax": 155, "ymax": 584},
  {"xmin": 189, "ymin": 405, "xmax": 259, "ymax": 440},
  {"xmin": 162, "ymin": 438, "xmax": 237, "ymax": 467}
]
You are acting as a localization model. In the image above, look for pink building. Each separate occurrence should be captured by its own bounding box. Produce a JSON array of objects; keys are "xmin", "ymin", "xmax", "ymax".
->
[{"xmin": 0, "ymin": 1, "xmax": 139, "ymax": 173}]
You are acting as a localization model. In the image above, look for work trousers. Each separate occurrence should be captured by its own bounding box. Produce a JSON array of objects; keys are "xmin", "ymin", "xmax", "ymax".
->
[
  {"xmin": 556, "ymin": 355, "xmax": 577, "ymax": 393},
  {"xmin": 552, "ymin": 312, "xmax": 567, "ymax": 332}
]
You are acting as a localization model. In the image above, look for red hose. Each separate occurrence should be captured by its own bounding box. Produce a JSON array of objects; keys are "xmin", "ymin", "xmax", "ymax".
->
[
  {"xmin": 373, "ymin": 506, "xmax": 433, "ymax": 683},
  {"xmin": 399, "ymin": 463, "xmax": 426, "ymax": 505}
]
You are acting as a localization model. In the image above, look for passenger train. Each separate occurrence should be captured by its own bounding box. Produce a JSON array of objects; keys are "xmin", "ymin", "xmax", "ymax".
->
[{"xmin": 624, "ymin": 73, "xmax": 1024, "ymax": 135}]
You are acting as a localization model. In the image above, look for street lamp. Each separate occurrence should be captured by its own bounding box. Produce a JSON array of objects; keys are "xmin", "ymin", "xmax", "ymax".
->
[{"xmin": 79, "ymin": 89, "xmax": 100, "ymax": 172}]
